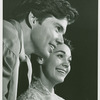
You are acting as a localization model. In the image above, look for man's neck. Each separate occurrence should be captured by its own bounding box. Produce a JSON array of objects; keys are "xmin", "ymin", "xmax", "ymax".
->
[{"xmin": 19, "ymin": 20, "xmax": 35, "ymax": 55}]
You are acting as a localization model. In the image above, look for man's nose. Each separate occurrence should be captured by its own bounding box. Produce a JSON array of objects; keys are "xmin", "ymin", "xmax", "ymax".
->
[{"xmin": 56, "ymin": 34, "xmax": 64, "ymax": 45}]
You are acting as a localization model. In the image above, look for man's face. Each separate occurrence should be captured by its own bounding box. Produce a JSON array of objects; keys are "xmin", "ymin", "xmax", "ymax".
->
[
  {"xmin": 41, "ymin": 44, "xmax": 72, "ymax": 85},
  {"xmin": 31, "ymin": 16, "xmax": 68, "ymax": 59}
]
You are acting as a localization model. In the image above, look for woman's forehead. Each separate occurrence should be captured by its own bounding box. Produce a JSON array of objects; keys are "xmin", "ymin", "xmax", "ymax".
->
[{"xmin": 54, "ymin": 44, "xmax": 70, "ymax": 52}]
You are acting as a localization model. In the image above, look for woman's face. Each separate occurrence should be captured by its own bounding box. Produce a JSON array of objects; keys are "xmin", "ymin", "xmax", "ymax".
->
[{"xmin": 41, "ymin": 44, "xmax": 72, "ymax": 85}]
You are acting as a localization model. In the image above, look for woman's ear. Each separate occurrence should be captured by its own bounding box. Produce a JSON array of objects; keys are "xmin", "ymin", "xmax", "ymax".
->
[
  {"xmin": 28, "ymin": 12, "xmax": 37, "ymax": 29},
  {"xmin": 37, "ymin": 57, "xmax": 44, "ymax": 65}
]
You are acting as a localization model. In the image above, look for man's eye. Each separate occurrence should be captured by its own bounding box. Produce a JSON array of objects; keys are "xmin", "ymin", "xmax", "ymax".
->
[
  {"xmin": 56, "ymin": 26, "xmax": 61, "ymax": 32},
  {"xmin": 57, "ymin": 26, "xmax": 61, "ymax": 31},
  {"xmin": 57, "ymin": 54, "xmax": 63, "ymax": 58}
]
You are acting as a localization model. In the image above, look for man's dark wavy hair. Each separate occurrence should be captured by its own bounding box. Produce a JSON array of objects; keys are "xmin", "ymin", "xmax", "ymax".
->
[
  {"xmin": 11, "ymin": 0, "xmax": 79, "ymax": 24},
  {"xmin": 31, "ymin": 39, "xmax": 73, "ymax": 79}
]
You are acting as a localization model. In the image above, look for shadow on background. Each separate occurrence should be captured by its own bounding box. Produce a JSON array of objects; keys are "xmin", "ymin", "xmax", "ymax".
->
[{"xmin": 3, "ymin": 0, "xmax": 98, "ymax": 100}]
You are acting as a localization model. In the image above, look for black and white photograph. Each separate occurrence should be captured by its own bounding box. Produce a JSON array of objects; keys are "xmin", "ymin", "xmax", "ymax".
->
[{"xmin": 2, "ymin": 0, "xmax": 98, "ymax": 100}]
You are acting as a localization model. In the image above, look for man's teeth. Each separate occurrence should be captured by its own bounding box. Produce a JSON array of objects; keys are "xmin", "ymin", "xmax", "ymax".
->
[{"xmin": 50, "ymin": 44, "xmax": 54, "ymax": 50}]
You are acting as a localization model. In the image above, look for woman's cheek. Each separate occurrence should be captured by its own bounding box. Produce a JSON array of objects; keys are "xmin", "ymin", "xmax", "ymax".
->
[{"xmin": 55, "ymin": 59, "xmax": 62, "ymax": 65}]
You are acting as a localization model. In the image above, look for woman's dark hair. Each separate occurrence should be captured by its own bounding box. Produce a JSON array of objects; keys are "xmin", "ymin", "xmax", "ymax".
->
[
  {"xmin": 31, "ymin": 54, "xmax": 40, "ymax": 78},
  {"xmin": 11, "ymin": 0, "xmax": 79, "ymax": 24},
  {"xmin": 31, "ymin": 39, "xmax": 73, "ymax": 79},
  {"xmin": 64, "ymin": 38, "xmax": 73, "ymax": 51}
]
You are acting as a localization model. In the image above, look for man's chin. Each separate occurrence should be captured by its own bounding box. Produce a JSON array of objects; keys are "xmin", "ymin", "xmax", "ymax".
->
[{"xmin": 41, "ymin": 52, "xmax": 50, "ymax": 60}]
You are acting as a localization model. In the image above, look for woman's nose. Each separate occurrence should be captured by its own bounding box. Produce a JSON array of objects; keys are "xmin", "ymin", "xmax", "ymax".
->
[
  {"xmin": 62, "ymin": 62, "xmax": 69, "ymax": 68},
  {"xmin": 62, "ymin": 62, "xmax": 71, "ymax": 72}
]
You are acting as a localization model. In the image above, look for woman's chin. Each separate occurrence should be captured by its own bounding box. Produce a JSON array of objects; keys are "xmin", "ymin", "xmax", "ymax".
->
[{"xmin": 55, "ymin": 78, "xmax": 65, "ymax": 84}]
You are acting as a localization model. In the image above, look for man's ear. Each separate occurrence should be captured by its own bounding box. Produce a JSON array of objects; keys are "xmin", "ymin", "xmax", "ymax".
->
[
  {"xmin": 37, "ymin": 57, "xmax": 44, "ymax": 65},
  {"xmin": 28, "ymin": 12, "xmax": 37, "ymax": 29}
]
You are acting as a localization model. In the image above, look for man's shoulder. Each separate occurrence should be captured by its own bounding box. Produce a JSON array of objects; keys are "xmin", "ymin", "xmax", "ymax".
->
[
  {"xmin": 55, "ymin": 94, "xmax": 65, "ymax": 100},
  {"xmin": 3, "ymin": 20, "xmax": 20, "ymax": 56},
  {"xmin": 3, "ymin": 20, "xmax": 19, "ymax": 39}
]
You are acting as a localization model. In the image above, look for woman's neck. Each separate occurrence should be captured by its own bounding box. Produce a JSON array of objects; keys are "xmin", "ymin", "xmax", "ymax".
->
[
  {"xmin": 40, "ymin": 72, "xmax": 55, "ymax": 93},
  {"xmin": 39, "ymin": 78, "xmax": 54, "ymax": 94}
]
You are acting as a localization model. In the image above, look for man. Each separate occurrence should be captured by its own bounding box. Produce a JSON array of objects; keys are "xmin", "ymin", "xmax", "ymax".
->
[{"xmin": 3, "ymin": 0, "xmax": 78, "ymax": 100}]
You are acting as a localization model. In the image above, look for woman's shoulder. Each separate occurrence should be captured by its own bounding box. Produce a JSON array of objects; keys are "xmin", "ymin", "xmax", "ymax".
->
[{"xmin": 17, "ymin": 87, "xmax": 38, "ymax": 100}]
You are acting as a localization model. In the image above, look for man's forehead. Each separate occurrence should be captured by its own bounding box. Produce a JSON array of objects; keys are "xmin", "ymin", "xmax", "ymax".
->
[
  {"xmin": 53, "ymin": 17, "xmax": 68, "ymax": 28},
  {"xmin": 45, "ymin": 16, "xmax": 68, "ymax": 25}
]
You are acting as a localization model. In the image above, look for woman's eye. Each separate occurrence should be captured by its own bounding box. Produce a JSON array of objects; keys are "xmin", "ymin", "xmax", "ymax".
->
[
  {"xmin": 68, "ymin": 60, "xmax": 72, "ymax": 64},
  {"xmin": 57, "ymin": 54, "xmax": 63, "ymax": 58},
  {"xmin": 68, "ymin": 58, "xmax": 72, "ymax": 63}
]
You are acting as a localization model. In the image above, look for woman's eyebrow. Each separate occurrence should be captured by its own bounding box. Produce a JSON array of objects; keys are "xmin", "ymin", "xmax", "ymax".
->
[{"xmin": 54, "ymin": 50, "xmax": 65, "ymax": 54}]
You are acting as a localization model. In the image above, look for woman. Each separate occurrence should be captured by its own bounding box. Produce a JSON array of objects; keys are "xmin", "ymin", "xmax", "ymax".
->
[{"xmin": 17, "ymin": 43, "xmax": 72, "ymax": 100}]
